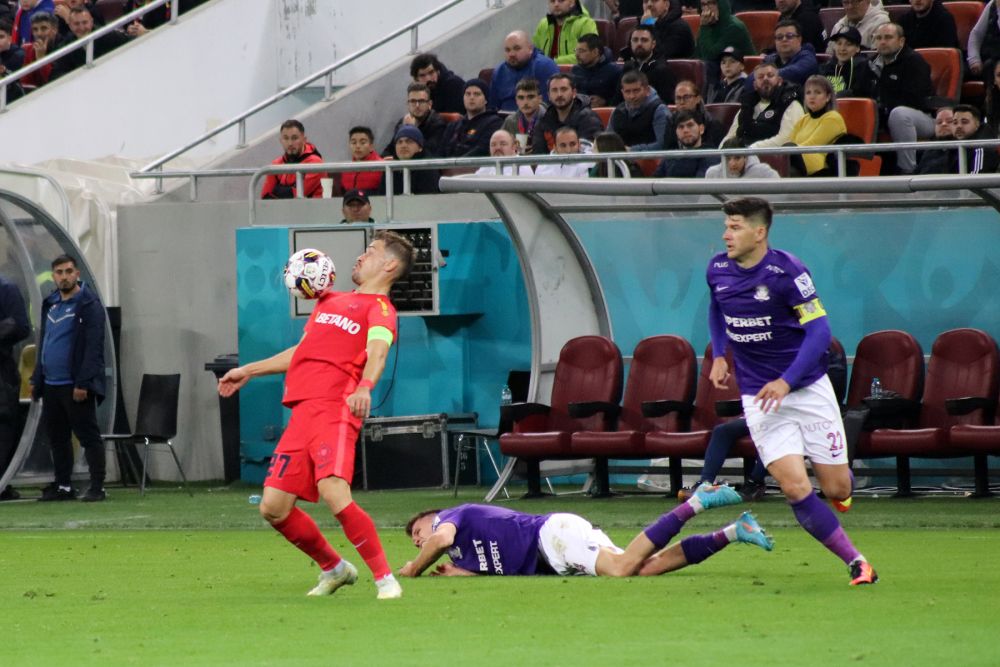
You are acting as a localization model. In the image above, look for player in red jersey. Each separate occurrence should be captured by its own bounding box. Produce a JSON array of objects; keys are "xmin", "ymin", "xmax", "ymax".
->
[{"xmin": 218, "ymin": 231, "xmax": 415, "ymax": 600}]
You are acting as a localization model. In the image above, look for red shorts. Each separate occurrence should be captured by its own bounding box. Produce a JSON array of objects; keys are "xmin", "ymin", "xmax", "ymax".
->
[{"xmin": 264, "ymin": 398, "xmax": 360, "ymax": 503}]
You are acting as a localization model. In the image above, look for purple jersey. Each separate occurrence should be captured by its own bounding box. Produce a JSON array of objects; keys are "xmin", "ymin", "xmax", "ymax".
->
[
  {"xmin": 434, "ymin": 504, "xmax": 551, "ymax": 576},
  {"xmin": 707, "ymin": 248, "xmax": 829, "ymax": 394}
]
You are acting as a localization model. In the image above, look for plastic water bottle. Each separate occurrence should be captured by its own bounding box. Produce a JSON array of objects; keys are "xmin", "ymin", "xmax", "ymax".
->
[
  {"xmin": 248, "ymin": 494, "xmax": 262, "ymax": 505},
  {"xmin": 500, "ymin": 384, "xmax": 513, "ymax": 406},
  {"xmin": 870, "ymin": 377, "xmax": 882, "ymax": 400}
]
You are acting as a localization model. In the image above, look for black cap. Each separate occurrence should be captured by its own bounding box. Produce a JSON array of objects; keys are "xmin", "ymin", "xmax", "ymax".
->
[
  {"xmin": 719, "ymin": 46, "xmax": 744, "ymax": 63},
  {"xmin": 828, "ymin": 26, "xmax": 862, "ymax": 46},
  {"xmin": 343, "ymin": 189, "xmax": 370, "ymax": 205}
]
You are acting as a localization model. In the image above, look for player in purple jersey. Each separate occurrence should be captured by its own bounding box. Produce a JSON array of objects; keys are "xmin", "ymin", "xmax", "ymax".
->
[
  {"xmin": 706, "ymin": 197, "xmax": 877, "ymax": 586},
  {"xmin": 398, "ymin": 484, "xmax": 774, "ymax": 578}
]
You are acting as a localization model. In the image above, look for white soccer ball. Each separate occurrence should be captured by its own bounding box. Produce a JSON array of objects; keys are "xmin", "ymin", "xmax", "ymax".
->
[{"xmin": 284, "ymin": 248, "xmax": 335, "ymax": 299}]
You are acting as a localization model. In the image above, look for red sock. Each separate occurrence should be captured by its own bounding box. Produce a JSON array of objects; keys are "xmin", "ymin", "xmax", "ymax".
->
[
  {"xmin": 273, "ymin": 507, "xmax": 342, "ymax": 571},
  {"xmin": 335, "ymin": 502, "xmax": 391, "ymax": 579}
]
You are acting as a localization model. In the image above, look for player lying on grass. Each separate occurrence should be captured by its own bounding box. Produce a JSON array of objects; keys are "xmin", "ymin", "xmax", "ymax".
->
[{"xmin": 399, "ymin": 484, "xmax": 772, "ymax": 577}]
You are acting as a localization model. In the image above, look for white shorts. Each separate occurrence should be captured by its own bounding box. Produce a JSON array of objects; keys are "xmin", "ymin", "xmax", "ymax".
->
[
  {"xmin": 537, "ymin": 513, "xmax": 623, "ymax": 576},
  {"xmin": 742, "ymin": 374, "xmax": 848, "ymax": 468}
]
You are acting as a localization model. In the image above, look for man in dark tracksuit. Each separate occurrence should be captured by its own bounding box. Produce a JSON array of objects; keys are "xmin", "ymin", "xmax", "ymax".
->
[
  {"xmin": 0, "ymin": 273, "xmax": 30, "ymax": 501},
  {"xmin": 30, "ymin": 254, "xmax": 107, "ymax": 502}
]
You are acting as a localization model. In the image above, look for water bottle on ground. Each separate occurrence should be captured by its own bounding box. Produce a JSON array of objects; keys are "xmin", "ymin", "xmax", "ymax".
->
[
  {"xmin": 870, "ymin": 377, "xmax": 882, "ymax": 400},
  {"xmin": 248, "ymin": 494, "xmax": 262, "ymax": 505},
  {"xmin": 501, "ymin": 384, "xmax": 512, "ymax": 406}
]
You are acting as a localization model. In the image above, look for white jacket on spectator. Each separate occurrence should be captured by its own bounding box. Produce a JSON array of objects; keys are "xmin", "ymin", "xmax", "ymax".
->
[
  {"xmin": 826, "ymin": 0, "xmax": 890, "ymax": 52},
  {"xmin": 474, "ymin": 165, "xmax": 535, "ymax": 176},
  {"xmin": 535, "ymin": 161, "xmax": 594, "ymax": 178},
  {"xmin": 705, "ymin": 154, "xmax": 781, "ymax": 178}
]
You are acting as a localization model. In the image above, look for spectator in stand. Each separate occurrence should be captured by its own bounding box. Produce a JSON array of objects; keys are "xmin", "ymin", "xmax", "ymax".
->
[
  {"xmin": 670, "ymin": 79, "xmax": 726, "ymax": 147},
  {"xmin": 11, "ymin": 0, "xmax": 53, "ymax": 45},
  {"xmin": 589, "ymin": 131, "xmax": 644, "ymax": 177},
  {"xmin": 915, "ymin": 106, "xmax": 955, "ymax": 174},
  {"xmin": 501, "ymin": 78, "xmax": 546, "ymax": 154},
  {"xmin": 949, "ymin": 104, "xmax": 999, "ymax": 173},
  {"xmin": 707, "ymin": 46, "xmax": 748, "ymax": 104},
  {"xmin": 474, "ymin": 129, "xmax": 535, "ymax": 175},
  {"xmin": 50, "ymin": 6, "xmax": 129, "ymax": 79},
  {"xmin": 655, "ymin": 109, "xmax": 716, "ymax": 176},
  {"xmin": 572, "ymin": 33, "xmax": 622, "ymax": 107},
  {"xmin": 536, "ymin": 126, "xmax": 594, "ymax": 177},
  {"xmin": 490, "ymin": 30, "xmax": 560, "ymax": 112},
  {"xmin": 441, "ymin": 79, "xmax": 504, "ymax": 158},
  {"xmin": 340, "ymin": 126, "xmax": 384, "ymax": 193},
  {"xmin": 530, "ymin": 72, "xmax": 603, "ymax": 153},
  {"xmin": 410, "ymin": 53, "xmax": 466, "ymax": 115},
  {"xmin": 725, "ymin": 62, "xmax": 805, "ymax": 147},
  {"xmin": 897, "ymin": 0, "xmax": 959, "ymax": 51},
  {"xmin": 776, "ymin": 0, "xmax": 824, "ymax": 54},
  {"xmin": 608, "ymin": 70, "xmax": 670, "ymax": 151},
  {"xmin": 0, "ymin": 18, "xmax": 24, "ymax": 73},
  {"xmin": 870, "ymin": 22, "xmax": 934, "ymax": 174},
  {"xmin": 383, "ymin": 82, "xmax": 447, "ymax": 158},
  {"xmin": 755, "ymin": 19, "xmax": 818, "ymax": 89},
  {"xmin": 260, "ymin": 119, "xmax": 326, "ymax": 199},
  {"xmin": 705, "ymin": 136, "xmax": 782, "ymax": 177},
  {"xmin": 968, "ymin": 0, "xmax": 1000, "ymax": 79},
  {"xmin": 982, "ymin": 60, "xmax": 1000, "ymax": 136},
  {"xmin": 641, "ymin": 0, "xmax": 695, "ymax": 59},
  {"xmin": 18, "ymin": 11, "xmax": 56, "ymax": 89},
  {"xmin": 388, "ymin": 126, "xmax": 440, "ymax": 195},
  {"xmin": 827, "ymin": 0, "xmax": 889, "ymax": 53},
  {"xmin": 787, "ymin": 74, "xmax": 847, "ymax": 176},
  {"xmin": 694, "ymin": 0, "xmax": 755, "ymax": 65},
  {"xmin": 621, "ymin": 25, "xmax": 676, "ymax": 104},
  {"xmin": 820, "ymin": 26, "xmax": 876, "ymax": 98},
  {"xmin": 532, "ymin": 0, "xmax": 598, "ymax": 65},
  {"xmin": 53, "ymin": 0, "xmax": 101, "ymax": 40},
  {"xmin": 340, "ymin": 189, "xmax": 375, "ymax": 223}
]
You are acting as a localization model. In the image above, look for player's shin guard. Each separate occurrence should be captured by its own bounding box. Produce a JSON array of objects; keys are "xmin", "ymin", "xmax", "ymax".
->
[
  {"xmin": 790, "ymin": 492, "xmax": 861, "ymax": 564},
  {"xmin": 336, "ymin": 502, "xmax": 392, "ymax": 580},
  {"xmin": 273, "ymin": 507, "xmax": 343, "ymax": 571},
  {"xmin": 679, "ymin": 531, "xmax": 730, "ymax": 565},
  {"xmin": 643, "ymin": 504, "xmax": 695, "ymax": 550}
]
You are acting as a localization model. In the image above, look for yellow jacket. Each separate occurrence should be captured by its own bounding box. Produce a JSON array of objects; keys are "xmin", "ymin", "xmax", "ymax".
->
[{"xmin": 790, "ymin": 110, "xmax": 847, "ymax": 175}]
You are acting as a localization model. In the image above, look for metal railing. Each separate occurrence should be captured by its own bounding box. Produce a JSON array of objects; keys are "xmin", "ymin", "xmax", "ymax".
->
[
  {"xmin": 0, "ymin": 0, "xmax": 179, "ymax": 112},
  {"xmin": 0, "ymin": 166, "xmax": 72, "ymax": 226},
  {"xmin": 137, "ymin": 0, "xmax": 489, "ymax": 177}
]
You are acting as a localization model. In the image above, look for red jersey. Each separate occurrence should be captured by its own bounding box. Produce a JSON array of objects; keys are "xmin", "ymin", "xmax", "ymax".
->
[{"xmin": 283, "ymin": 291, "xmax": 397, "ymax": 406}]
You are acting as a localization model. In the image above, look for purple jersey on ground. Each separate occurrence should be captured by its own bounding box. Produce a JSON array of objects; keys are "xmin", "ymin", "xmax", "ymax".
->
[
  {"xmin": 434, "ymin": 504, "xmax": 551, "ymax": 576},
  {"xmin": 707, "ymin": 248, "xmax": 828, "ymax": 394}
]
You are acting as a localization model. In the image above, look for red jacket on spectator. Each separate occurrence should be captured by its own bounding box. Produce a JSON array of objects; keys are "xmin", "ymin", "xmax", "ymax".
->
[
  {"xmin": 19, "ymin": 42, "xmax": 53, "ymax": 89},
  {"xmin": 260, "ymin": 142, "xmax": 325, "ymax": 199},
  {"xmin": 340, "ymin": 150, "xmax": 384, "ymax": 192}
]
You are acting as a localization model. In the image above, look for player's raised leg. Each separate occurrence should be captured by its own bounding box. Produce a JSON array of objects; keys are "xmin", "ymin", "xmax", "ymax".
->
[{"xmin": 634, "ymin": 511, "xmax": 774, "ymax": 576}]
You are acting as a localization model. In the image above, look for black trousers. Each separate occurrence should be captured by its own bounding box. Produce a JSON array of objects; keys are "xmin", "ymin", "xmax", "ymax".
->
[{"xmin": 41, "ymin": 384, "xmax": 104, "ymax": 487}]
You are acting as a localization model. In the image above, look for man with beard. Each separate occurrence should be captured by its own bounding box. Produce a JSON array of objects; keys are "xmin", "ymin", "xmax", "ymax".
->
[
  {"xmin": 260, "ymin": 120, "xmax": 327, "ymax": 199},
  {"xmin": 621, "ymin": 25, "xmax": 676, "ymax": 103},
  {"xmin": 725, "ymin": 62, "xmax": 804, "ymax": 148},
  {"xmin": 571, "ymin": 33, "xmax": 622, "ymax": 107},
  {"xmin": 410, "ymin": 52, "xmax": 466, "ymax": 115},
  {"xmin": 383, "ymin": 82, "xmax": 447, "ymax": 158},
  {"xmin": 655, "ymin": 109, "xmax": 716, "ymax": 177},
  {"xmin": 489, "ymin": 30, "xmax": 560, "ymax": 112},
  {"xmin": 530, "ymin": 73, "xmax": 603, "ymax": 153},
  {"xmin": 532, "ymin": 0, "xmax": 598, "ymax": 64}
]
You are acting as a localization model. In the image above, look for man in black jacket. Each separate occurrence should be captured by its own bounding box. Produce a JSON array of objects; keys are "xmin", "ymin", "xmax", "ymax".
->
[
  {"xmin": 389, "ymin": 126, "xmax": 441, "ymax": 194},
  {"xmin": 641, "ymin": 0, "xmax": 695, "ymax": 59},
  {"xmin": 775, "ymin": 0, "xmax": 825, "ymax": 54},
  {"xmin": 0, "ymin": 273, "xmax": 29, "ymax": 501},
  {"xmin": 383, "ymin": 82, "xmax": 448, "ymax": 158},
  {"xmin": 621, "ymin": 25, "xmax": 677, "ymax": 104},
  {"xmin": 411, "ymin": 53, "xmax": 467, "ymax": 115},
  {"xmin": 897, "ymin": 0, "xmax": 960, "ymax": 50},
  {"xmin": 50, "ymin": 6, "xmax": 128, "ymax": 79},
  {"xmin": 530, "ymin": 73, "xmax": 603, "ymax": 153},
  {"xmin": 949, "ymin": 104, "xmax": 999, "ymax": 174},
  {"xmin": 30, "ymin": 255, "xmax": 108, "ymax": 502},
  {"xmin": 571, "ymin": 33, "xmax": 622, "ymax": 107},
  {"xmin": 440, "ymin": 79, "xmax": 504, "ymax": 158}
]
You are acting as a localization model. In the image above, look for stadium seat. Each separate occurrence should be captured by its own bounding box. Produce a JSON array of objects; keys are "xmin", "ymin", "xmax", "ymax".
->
[
  {"xmin": 705, "ymin": 103, "xmax": 740, "ymax": 131},
  {"xmin": 944, "ymin": 1, "xmax": 984, "ymax": 48},
  {"xmin": 735, "ymin": 11, "xmax": 780, "ymax": 53},
  {"xmin": 642, "ymin": 343, "xmax": 742, "ymax": 495},
  {"xmin": 885, "ymin": 4, "xmax": 909, "ymax": 23},
  {"xmin": 948, "ymin": 398, "xmax": 1000, "ymax": 497},
  {"xmin": 96, "ymin": 0, "xmax": 125, "ymax": 22},
  {"xmin": 636, "ymin": 158, "xmax": 661, "ymax": 176},
  {"xmin": 594, "ymin": 18, "xmax": 615, "ymax": 52},
  {"xmin": 570, "ymin": 335, "xmax": 698, "ymax": 496},
  {"xmin": 815, "ymin": 52, "xmax": 832, "ymax": 65},
  {"xmin": 614, "ymin": 17, "xmax": 639, "ymax": 56},
  {"xmin": 682, "ymin": 13, "xmax": 702, "ymax": 40},
  {"xmin": 835, "ymin": 97, "xmax": 881, "ymax": 175},
  {"xmin": 593, "ymin": 106, "xmax": 614, "ymax": 129},
  {"xmin": 478, "ymin": 68, "xmax": 494, "ymax": 86},
  {"xmin": 437, "ymin": 112, "xmax": 462, "ymax": 124},
  {"xmin": 102, "ymin": 373, "xmax": 188, "ymax": 496},
  {"xmin": 867, "ymin": 328, "xmax": 998, "ymax": 496},
  {"xmin": 962, "ymin": 80, "xmax": 985, "ymax": 106},
  {"xmin": 666, "ymin": 59, "xmax": 706, "ymax": 94},
  {"xmin": 499, "ymin": 336, "xmax": 623, "ymax": 497},
  {"xmin": 917, "ymin": 47, "xmax": 963, "ymax": 102},
  {"xmin": 742, "ymin": 54, "xmax": 764, "ymax": 75},
  {"xmin": 558, "ymin": 63, "xmax": 574, "ymax": 74},
  {"xmin": 819, "ymin": 7, "xmax": 845, "ymax": 37},
  {"xmin": 758, "ymin": 153, "xmax": 789, "ymax": 176}
]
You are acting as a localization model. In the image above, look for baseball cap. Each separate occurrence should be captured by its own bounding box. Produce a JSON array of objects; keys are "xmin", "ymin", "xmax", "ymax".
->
[
  {"xmin": 829, "ymin": 26, "xmax": 862, "ymax": 46},
  {"xmin": 343, "ymin": 189, "xmax": 370, "ymax": 205},
  {"xmin": 719, "ymin": 46, "xmax": 744, "ymax": 63}
]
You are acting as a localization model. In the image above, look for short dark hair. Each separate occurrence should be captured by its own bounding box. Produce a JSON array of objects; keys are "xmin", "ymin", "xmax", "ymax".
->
[
  {"xmin": 0, "ymin": 19, "xmax": 13, "ymax": 34},
  {"xmin": 279, "ymin": 119, "xmax": 305, "ymax": 134},
  {"xmin": 621, "ymin": 70, "xmax": 648, "ymax": 87},
  {"xmin": 720, "ymin": 136, "xmax": 746, "ymax": 150},
  {"xmin": 349, "ymin": 125, "xmax": 374, "ymax": 142},
  {"xmin": 30, "ymin": 11, "xmax": 57, "ymax": 28},
  {"xmin": 722, "ymin": 197, "xmax": 773, "ymax": 231},
  {"xmin": 594, "ymin": 131, "xmax": 627, "ymax": 153},
  {"xmin": 375, "ymin": 230, "xmax": 416, "ymax": 279},
  {"xmin": 69, "ymin": 6, "xmax": 93, "ymax": 17},
  {"xmin": 515, "ymin": 77, "xmax": 540, "ymax": 94},
  {"xmin": 405, "ymin": 509, "xmax": 442, "ymax": 536},
  {"xmin": 406, "ymin": 82, "xmax": 431, "ymax": 96},
  {"xmin": 548, "ymin": 72, "xmax": 574, "ymax": 89},
  {"xmin": 774, "ymin": 19, "xmax": 802, "ymax": 36},
  {"xmin": 673, "ymin": 109, "xmax": 703, "ymax": 127},
  {"xmin": 555, "ymin": 126, "xmax": 579, "ymax": 139},
  {"xmin": 631, "ymin": 25, "xmax": 656, "ymax": 40},
  {"xmin": 577, "ymin": 33, "xmax": 602, "ymax": 51},
  {"xmin": 954, "ymin": 103, "xmax": 982, "ymax": 121},
  {"xmin": 51, "ymin": 254, "xmax": 77, "ymax": 270},
  {"xmin": 410, "ymin": 53, "xmax": 442, "ymax": 78}
]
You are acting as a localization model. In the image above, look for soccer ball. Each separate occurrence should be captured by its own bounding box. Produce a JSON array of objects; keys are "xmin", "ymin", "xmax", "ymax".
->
[{"xmin": 284, "ymin": 249, "xmax": 335, "ymax": 299}]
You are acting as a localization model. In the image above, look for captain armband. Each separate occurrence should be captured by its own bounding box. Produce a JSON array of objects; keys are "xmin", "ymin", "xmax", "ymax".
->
[
  {"xmin": 367, "ymin": 325, "xmax": 394, "ymax": 346},
  {"xmin": 793, "ymin": 298, "xmax": 827, "ymax": 325}
]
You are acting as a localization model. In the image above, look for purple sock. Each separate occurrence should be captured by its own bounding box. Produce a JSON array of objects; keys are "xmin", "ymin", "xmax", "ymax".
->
[
  {"xmin": 680, "ymin": 530, "xmax": 730, "ymax": 565},
  {"xmin": 790, "ymin": 492, "xmax": 861, "ymax": 564},
  {"xmin": 643, "ymin": 503, "xmax": 696, "ymax": 550}
]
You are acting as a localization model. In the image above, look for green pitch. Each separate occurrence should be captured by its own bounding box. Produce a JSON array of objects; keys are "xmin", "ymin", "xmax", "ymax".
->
[{"xmin": 2, "ymin": 486, "xmax": 997, "ymax": 666}]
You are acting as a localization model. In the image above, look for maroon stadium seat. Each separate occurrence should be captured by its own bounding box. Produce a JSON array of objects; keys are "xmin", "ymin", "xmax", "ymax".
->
[
  {"xmin": 734, "ymin": 11, "xmax": 780, "ymax": 53},
  {"xmin": 949, "ymin": 396, "xmax": 1000, "ymax": 497},
  {"xmin": 666, "ymin": 59, "xmax": 706, "ymax": 94}
]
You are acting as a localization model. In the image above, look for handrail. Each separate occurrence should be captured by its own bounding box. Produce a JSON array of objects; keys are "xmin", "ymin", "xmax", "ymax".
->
[
  {"xmin": 138, "ymin": 0, "xmax": 478, "ymax": 175},
  {"xmin": 0, "ymin": 166, "xmax": 72, "ymax": 226},
  {"xmin": 0, "ymin": 0, "xmax": 178, "ymax": 112}
]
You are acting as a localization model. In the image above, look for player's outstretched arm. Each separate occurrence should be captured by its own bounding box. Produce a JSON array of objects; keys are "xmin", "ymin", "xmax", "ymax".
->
[
  {"xmin": 217, "ymin": 344, "xmax": 299, "ymax": 397},
  {"xmin": 399, "ymin": 523, "xmax": 457, "ymax": 577}
]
